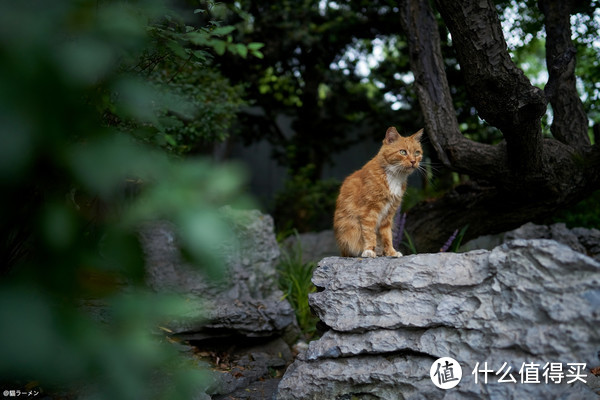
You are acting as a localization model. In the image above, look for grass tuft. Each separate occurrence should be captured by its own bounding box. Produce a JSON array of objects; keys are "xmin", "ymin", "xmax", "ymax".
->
[{"xmin": 276, "ymin": 236, "xmax": 319, "ymax": 339}]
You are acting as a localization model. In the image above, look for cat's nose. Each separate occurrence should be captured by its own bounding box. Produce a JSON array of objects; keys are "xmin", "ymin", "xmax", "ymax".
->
[{"xmin": 410, "ymin": 160, "xmax": 416, "ymax": 166}]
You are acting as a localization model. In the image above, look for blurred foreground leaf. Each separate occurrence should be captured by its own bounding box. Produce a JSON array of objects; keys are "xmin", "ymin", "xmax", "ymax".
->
[{"xmin": 0, "ymin": 0, "xmax": 252, "ymax": 398}]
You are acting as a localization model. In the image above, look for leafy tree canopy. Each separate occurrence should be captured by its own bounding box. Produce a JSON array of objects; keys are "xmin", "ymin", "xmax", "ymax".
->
[{"xmin": 203, "ymin": 0, "xmax": 598, "ymax": 235}]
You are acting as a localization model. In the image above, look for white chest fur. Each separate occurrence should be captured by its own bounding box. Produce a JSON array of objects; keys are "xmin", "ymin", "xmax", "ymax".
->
[{"xmin": 385, "ymin": 167, "xmax": 407, "ymax": 198}]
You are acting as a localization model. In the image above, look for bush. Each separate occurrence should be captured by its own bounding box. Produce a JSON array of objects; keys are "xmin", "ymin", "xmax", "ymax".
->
[{"xmin": 273, "ymin": 165, "xmax": 340, "ymax": 234}]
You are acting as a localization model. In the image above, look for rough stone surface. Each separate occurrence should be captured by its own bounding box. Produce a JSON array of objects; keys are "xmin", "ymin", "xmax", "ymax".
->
[
  {"xmin": 276, "ymin": 239, "xmax": 600, "ymax": 399},
  {"xmin": 199, "ymin": 337, "xmax": 293, "ymax": 398},
  {"xmin": 139, "ymin": 208, "xmax": 297, "ymax": 339},
  {"xmin": 138, "ymin": 208, "xmax": 298, "ymax": 399},
  {"xmin": 569, "ymin": 227, "xmax": 600, "ymax": 261},
  {"xmin": 140, "ymin": 207, "xmax": 281, "ymax": 297},
  {"xmin": 282, "ymin": 230, "xmax": 339, "ymax": 264},
  {"xmin": 462, "ymin": 222, "xmax": 600, "ymax": 261}
]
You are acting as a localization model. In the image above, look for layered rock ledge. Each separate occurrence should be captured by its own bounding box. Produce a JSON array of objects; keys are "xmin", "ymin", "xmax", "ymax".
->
[{"xmin": 276, "ymin": 239, "xmax": 600, "ymax": 399}]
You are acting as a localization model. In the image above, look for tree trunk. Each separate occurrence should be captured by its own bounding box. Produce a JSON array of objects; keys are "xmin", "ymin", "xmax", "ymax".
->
[
  {"xmin": 538, "ymin": 0, "xmax": 590, "ymax": 151},
  {"xmin": 399, "ymin": 0, "xmax": 600, "ymax": 252}
]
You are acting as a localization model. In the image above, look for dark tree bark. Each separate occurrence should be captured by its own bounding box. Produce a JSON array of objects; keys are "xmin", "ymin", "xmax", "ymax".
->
[
  {"xmin": 399, "ymin": 0, "xmax": 600, "ymax": 252},
  {"xmin": 538, "ymin": 0, "xmax": 590, "ymax": 151}
]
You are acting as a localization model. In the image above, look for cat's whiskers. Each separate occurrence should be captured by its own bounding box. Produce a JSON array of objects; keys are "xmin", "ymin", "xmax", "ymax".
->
[
  {"xmin": 412, "ymin": 163, "xmax": 433, "ymax": 188},
  {"xmin": 418, "ymin": 160, "xmax": 442, "ymax": 173}
]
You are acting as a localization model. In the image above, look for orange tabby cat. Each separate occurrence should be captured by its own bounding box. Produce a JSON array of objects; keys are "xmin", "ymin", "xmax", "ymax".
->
[{"xmin": 334, "ymin": 126, "xmax": 423, "ymax": 257}]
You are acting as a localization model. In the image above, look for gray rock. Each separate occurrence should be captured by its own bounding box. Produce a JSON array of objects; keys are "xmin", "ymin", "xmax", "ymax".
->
[
  {"xmin": 139, "ymin": 208, "xmax": 298, "ymax": 339},
  {"xmin": 140, "ymin": 207, "xmax": 281, "ymax": 297},
  {"xmin": 206, "ymin": 337, "xmax": 293, "ymax": 397},
  {"xmin": 572, "ymin": 226, "xmax": 600, "ymax": 261},
  {"xmin": 138, "ymin": 208, "xmax": 299, "ymax": 399},
  {"xmin": 462, "ymin": 222, "xmax": 600, "ymax": 261},
  {"xmin": 276, "ymin": 240, "xmax": 600, "ymax": 399},
  {"xmin": 504, "ymin": 222, "xmax": 587, "ymax": 255}
]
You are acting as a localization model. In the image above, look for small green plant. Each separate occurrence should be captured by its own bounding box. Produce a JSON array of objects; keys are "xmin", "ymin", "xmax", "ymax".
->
[
  {"xmin": 276, "ymin": 236, "xmax": 319, "ymax": 339},
  {"xmin": 402, "ymin": 230, "xmax": 419, "ymax": 255}
]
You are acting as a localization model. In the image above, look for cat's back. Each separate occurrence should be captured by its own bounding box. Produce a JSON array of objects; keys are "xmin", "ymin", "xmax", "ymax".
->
[{"xmin": 337, "ymin": 158, "xmax": 387, "ymax": 205}]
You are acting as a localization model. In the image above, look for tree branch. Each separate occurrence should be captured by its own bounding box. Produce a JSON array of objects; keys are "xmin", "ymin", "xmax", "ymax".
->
[
  {"xmin": 399, "ymin": 0, "xmax": 600, "ymax": 252},
  {"xmin": 399, "ymin": 0, "xmax": 507, "ymax": 180},
  {"xmin": 434, "ymin": 0, "xmax": 548, "ymax": 173},
  {"xmin": 538, "ymin": 0, "xmax": 590, "ymax": 152}
]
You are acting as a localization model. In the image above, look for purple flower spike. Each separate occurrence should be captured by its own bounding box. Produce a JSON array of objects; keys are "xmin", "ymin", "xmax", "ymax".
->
[
  {"xmin": 393, "ymin": 212, "xmax": 407, "ymax": 250},
  {"xmin": 440, "ymin": 229, "xmax": 459, "ymax": 252}
]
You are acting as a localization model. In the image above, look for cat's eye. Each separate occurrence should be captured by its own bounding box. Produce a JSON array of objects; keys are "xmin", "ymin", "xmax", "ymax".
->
[
  {"xmin": 415, "ymin": 151, "xmax": 421, "ymax": 156},
  {"xmin": 399, "ymin": 150, "xmax": 408, "ymax": 155}
]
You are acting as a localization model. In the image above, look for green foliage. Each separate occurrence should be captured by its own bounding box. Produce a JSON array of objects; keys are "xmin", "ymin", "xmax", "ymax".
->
[
  {"xmin": 550, "ymin": 189, "xmax": 600, "ymax": 229},
  {"xmin": 99, "ymin": 1, "xmax": 264, "ymax": 156},
  {"xmin": 214, "ymin": 1, "xmax": 411, "ymax": 179},
  {"xmin": 142, "ymin": 63, "xmax": 246, "ymax": 154},
  {"xmin": 0, "ymin": 0, "xmax": 251, "ymax": 398},
  {"xmin": 402, "ymin": 231, "xmax": 419, "ymax": 255},
  {"xmin": 496, "ymin": 0, "xmax": 600, "ymax": 137},
  {"xmin": 273, "ymin": 165, "xmax": 340, "ymax": 233},
  {"xmin": 277, "ymin": 238, "xmax": 318, "ymax": 339}
]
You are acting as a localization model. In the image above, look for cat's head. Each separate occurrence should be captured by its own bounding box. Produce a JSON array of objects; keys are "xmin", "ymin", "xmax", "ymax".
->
[{"xmin": 379, "ymin": 126, "xmax": 424, "ymax": 173}]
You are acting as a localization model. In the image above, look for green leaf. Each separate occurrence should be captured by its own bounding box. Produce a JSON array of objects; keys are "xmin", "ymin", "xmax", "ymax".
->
[
  {"xmin": 192, "ymin": 50, "xmax": 210, "ymax": 61},
  {"xmin": 167, "ymin": 39, "xmax": 187, "ymax": 59},
  {"xmin": 213, "ymin": 40, "xmax": 226, "ymax": 55},
  {"xmin": 164, "ymin": 134, "xmax": 177, "ymax": 146},
  {"xmin": 211, "ymin": 25, "xmax": 236, "ymax": 36},
  {"xmin": 247, "ymin": 42, "xmax": 265, "ymax": 51},
  {"xmin": 186, "ymin": 31, "xmax": 209, "ymax": 46},
  {"xmin": 236, "ymin": 43, "xmax": 248, "ymax": 58}
]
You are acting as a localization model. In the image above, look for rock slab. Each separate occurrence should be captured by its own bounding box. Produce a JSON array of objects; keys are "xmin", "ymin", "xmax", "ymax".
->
[
  {"xmin": 138, "ymin": 208, "xmax": 298, "ymax": 398},
  {"xmin": 276, "ymin": 239, "xmax": 600, "ymax": 399},
  {"xmin": 462, "ymin": 222, "xmax": 600, "ymax": 262},
  {"xmin": 139, "ymin": 208, "xmax": 297, "ymax": 340}
]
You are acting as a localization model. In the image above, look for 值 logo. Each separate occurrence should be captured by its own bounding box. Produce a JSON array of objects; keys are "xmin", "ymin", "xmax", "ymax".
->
[{"xmin": 430, "ymin": 357, "xmax": 462, "ymax": 389}]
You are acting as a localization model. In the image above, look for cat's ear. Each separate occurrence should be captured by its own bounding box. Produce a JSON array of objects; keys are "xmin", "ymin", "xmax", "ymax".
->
[
  {"xmin": 410, "ymin": 128, "xmax": 424, "ymax": 142},
  {"xmin": 384, "ymin": 127, "xmax": 400, "ymax": 144}
]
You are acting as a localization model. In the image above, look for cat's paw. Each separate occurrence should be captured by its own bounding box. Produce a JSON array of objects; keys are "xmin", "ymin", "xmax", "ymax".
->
[
  {"xmin": 361, "ymin": 249, "xmax": 377, "ymax": 258},
  {"xmin": 383, "ymin": 248, "xmax": 402, "ymax": 257},
  {"xmin": 384, "ymin": 250, "xmax": 403, "ymax": 257}
]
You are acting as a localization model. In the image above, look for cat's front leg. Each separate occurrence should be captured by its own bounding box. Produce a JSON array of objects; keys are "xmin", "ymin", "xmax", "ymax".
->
[
  {"xmin": 359, "ymin": 210, "xmax": 379, "ymax": 258},
  {"xmin": 382, "ymin": 238, "xmax": 402, "ymax": 257}
]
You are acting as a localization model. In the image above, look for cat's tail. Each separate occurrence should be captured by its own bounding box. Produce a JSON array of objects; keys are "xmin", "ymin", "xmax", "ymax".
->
[{"xmin": 333, "ymin": 214, "xmax": 363, "ymax": 257}]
